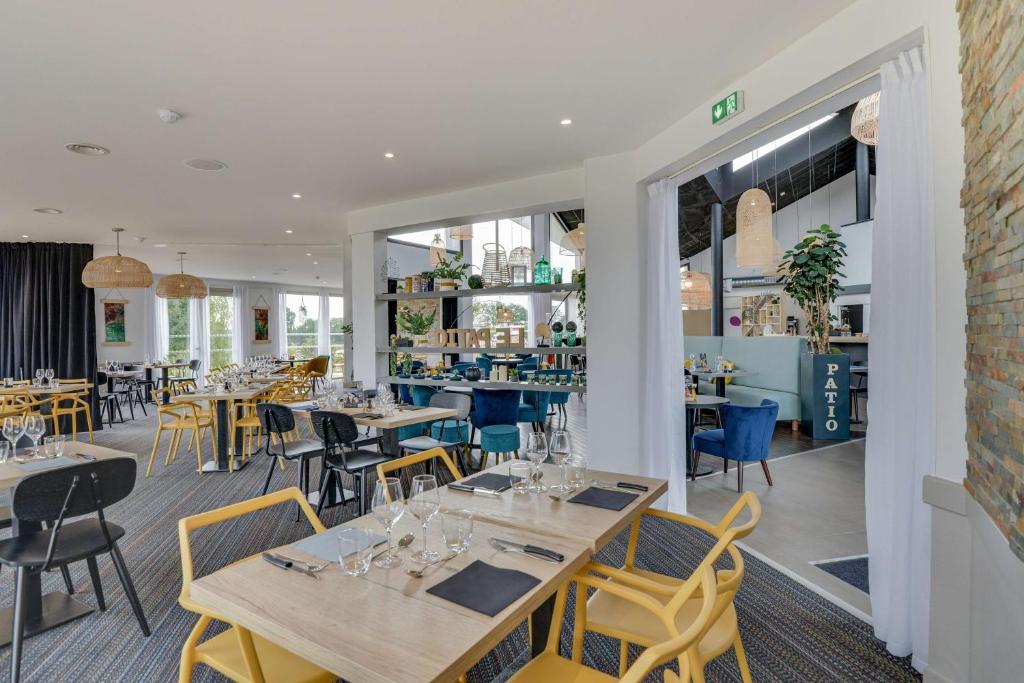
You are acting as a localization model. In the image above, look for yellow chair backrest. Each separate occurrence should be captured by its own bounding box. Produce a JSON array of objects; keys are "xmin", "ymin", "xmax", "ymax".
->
[{"xmin": 376, "ymin": 446, "xmax": 463, "ymax": 495}]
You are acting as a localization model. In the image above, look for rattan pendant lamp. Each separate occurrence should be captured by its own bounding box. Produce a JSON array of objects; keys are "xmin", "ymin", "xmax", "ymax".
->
[
  {"xmin": 448, "ymin": 225, "xmax": 474, "ymax": 241},
  {"xmin": 81, "ymin": 227, "xmax": 154, "ymax": 289},
  {"xmin": 560, "ymin": 222, "xmax": 586, "ymax": 265},
  {"xmin": 851, "ymin": 92, "xmax": 880, "ymax": 146},
  {"xmin": 680, "ymin": 270, "xmax": 712, "ymax": 310},
  {"xmin": 428, "ymin": 232, "xmax": 446, "ymax": 267},
  {"xmin": 735, "ymin": 188, "xmax": 774, "ymax": 268},
  {"xmin": 156, "ymin": 252, "xmax": 208, "ymax": 299}
]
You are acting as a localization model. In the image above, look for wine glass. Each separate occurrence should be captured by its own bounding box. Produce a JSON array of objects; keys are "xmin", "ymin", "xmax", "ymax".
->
[
  {"xmin": 548, "ymin": 429, "xmax": 573, "ymax": 493},
  {"xmin": 3, "ymin": 416, "xmax": 24, "ymax": 457},
  {"xmin": 44, "ymin": 368, "xmax": 54, "ymax": 387},
  {"xmin": 34, "ymin": 369, "xmax": 44, "ymax": 387},
  {"xmin": 408, "ymin": 474, "xmax": 440, "ymax": 563},
  {"xmin": 23, "ymin": 415, "xmax": 45, "ymax": 457},
  {"xmin": 370, "ymin": 477, "xmax": 406, "ymax": 568},
  {"xmin": 525, "ymin": 431, "xmax": 548, "ymax": 493}
]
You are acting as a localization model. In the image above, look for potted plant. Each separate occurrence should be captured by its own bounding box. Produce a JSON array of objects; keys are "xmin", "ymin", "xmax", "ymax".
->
[
  {"xmin": 396, "ymin": 305, "xmax": 437, "ymax": 346},
  {"xmin": 400, "ymin": 352, "xmax": 414, "ymax": 376},
  {"xmin": 467, "ymin": 274, "xmax": 484, "ymax": 289},
  {"xmin": 778, "ymin": 224, "xmax": 850, "ymax": 440},
  {"xmin": 573, "ymin": 268, "xmax": 586, "ymax": 333},
  {"xmin": 432, "ymin": 252, "xmax": 471, "ymax": 291}
]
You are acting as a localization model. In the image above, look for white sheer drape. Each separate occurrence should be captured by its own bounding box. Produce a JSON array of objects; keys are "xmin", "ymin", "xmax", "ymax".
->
[
  {"xmin": 865, "ymin": 46, "xmax": 933, "ymax": 672},
  {"xmin": 317, "ymin": 292, "xmax": 331, "ymax": 357},
  {"xmin": 273, "ymin": 287, "xmax": 288, "ymax": 358},
  {"xmin": 232, "ymin": 285, "xmax": 248, "ymax": 364},
  {"xmin": 189, "ymin": 297, "xmax": 210, "ymax": 386},
  {"xmin": 149, "ymin": 287, "xmax": 168, "ymax": 362},
  {"xmin": 641, "ymin": 179, "xmax": 687, "ymax": 513}
]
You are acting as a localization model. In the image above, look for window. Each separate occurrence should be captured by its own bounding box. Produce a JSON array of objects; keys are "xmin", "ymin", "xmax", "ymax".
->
[
  {"xmin": 285, "ymin": 293, "xmax": 320, "ymax": 359},
  {"xmin": 329, "ymin": 296, "xmax": 346, "ymax": 376},
  {"xmin": 470, "ymin": 218, "xmax": 532, "ymax": 334},
  {"xmin": 166, "ymin": 299, "xmax": 190, "ymax": 361},
  {"xmin": 549, "ymin": 238, "xmax": 577, "ymax": 283},
  {"xmin": 390, "ymin": 228, "xmax": 446, "ymax": 247},
  {"xmin": 208, "ymin": 289, "xmax": 234, "ymax": 369}
]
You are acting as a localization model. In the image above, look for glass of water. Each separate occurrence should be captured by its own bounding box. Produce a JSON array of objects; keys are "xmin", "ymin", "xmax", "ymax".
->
[
  {"xmin": 0, "ymin": 442, "xmax": 9, "ymax": 464},
  {"xmin": 442, "ymin": 510, "xmax": 473, "ymax": 554},
  {"xmin": 44, "ymin": 435, "xmax": 67, "ymax": 458},
  {"xmin": 509, "ymin": 462, "xmax": 532, "ymax": 494},
  {"xmin": 337, "ymin": 527, "xmax": 373, "ymax": 576},
  {"xmin": 567, "ymin": 454, "xmax": 587, "ymax": 489}
]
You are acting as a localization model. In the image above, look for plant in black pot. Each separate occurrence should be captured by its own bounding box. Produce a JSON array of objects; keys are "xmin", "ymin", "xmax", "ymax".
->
[
  {"xmin": 778, "ymin": 224, "xmax": 849, "ymax": 440},
  {"xmin": 565, "ymin": 320, "xmax": 578, "ymax": 346},
  {"xmin": 551, "ymin": 321, "xmax": 564, "ymax": 347}
]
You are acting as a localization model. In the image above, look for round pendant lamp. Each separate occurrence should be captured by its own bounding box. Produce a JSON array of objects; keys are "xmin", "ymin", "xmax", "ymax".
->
[
  {"xmin": 156, "ymin": 252, "xmax": 208, "ymax": 299},
  {"xmin": 448, "ymin": 225, "xmax": 474, "ymax": 241},
  {"xmin": 680, "ymin": 271, "xmax": 713, "ymax": 310},
  {"xmin": 428, "ymin": 232, "xmax": 446, "ymax": 267},
  {"xmin": 560, "ymin": 222, "xmax": 586, "ymax": 263},
  {"xmin": 81, "ymin": 227, "xmax": 154, "ymax": 289},
  {"xmin": 508, "ymin": 245, "xmax": 534, "ymax": 268},
  {"xmin": 851, "ymin": 92, "xmax": 880, "ymax": 146},
  {"xmin": 735, "ymin": 189, "xmax": 774, "ymax": 269},
  {"xmin": 481, "ymin": 243, "xmax": 511, "ymax": 287}
]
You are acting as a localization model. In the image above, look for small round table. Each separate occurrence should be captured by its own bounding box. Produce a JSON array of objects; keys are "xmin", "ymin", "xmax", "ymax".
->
[
  {"xmin": 686, "ymin": 394, "xmax": 729, "ymax": 478},
  {"xmin": 689, "ymin": 369, "xmax": 756, "ymax": 398}
]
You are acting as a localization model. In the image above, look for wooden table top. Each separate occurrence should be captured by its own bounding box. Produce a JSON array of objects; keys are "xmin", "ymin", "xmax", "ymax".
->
[
  {"xmin": 102, "ymin": 370, "xmax": 143, "ymax": 378},
  {"xmin": 690, "ymin": 369, "xmax": 756, "ymax": 378},
  {"xmin": 146, "ymin": 362, "xmax": 190, "ymax": 369},
  {"xmin": 0, "ymin": 383, "xmax": 95, "ymax": 396},
  {"xmin": 170, "ymin": 387, "xmax": 269, "ymax": 403},
  {"xmin": 290, "ymin": 404, "xmax": 457, "ymax": 429},
  {"xmin": 0, "ymin": 441, "xmax": 136, "ymax": 490}
]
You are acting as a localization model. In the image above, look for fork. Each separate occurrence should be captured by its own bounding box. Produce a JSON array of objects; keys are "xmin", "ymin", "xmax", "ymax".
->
[{"xmin": 271, "ymin": 553, "xmax": 329, "ymax": 573}]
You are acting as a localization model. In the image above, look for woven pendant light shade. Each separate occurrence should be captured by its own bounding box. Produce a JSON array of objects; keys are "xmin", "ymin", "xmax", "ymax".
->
[
  {"xmin": 448, "ymin": 225, "xmax": 474, "ymax": 241},
  {"xmin": 735, "ymin": 189, "xmax": 774, "ymax": 269},
  {"xmin": 560, "ymin": 222, "xmax": 586, "ymax": 255},
  {"xmin": 680, "ymin": 271, "xmax": 712, "ymax": 310},
  {"xmin": 428, "ymin": 233, "xmax": 446, "ymax": 267},
  {"xmin": 508, "ymin": 246, "xmax": 534, "ymax": 267},
  {"xmin": 156, "ymin": 252, "xmax": 208, "ymax": 299},
  {"xmin": 481, "ymin": 243, "xmax": 511, "ymax": 287},
  {"xmin": 81, "ymin": 228, "xmax": 153, "ymax": 289},
  {"xmin": 851, "ymin": 92, "xmax": 880, "ymax": 146}
]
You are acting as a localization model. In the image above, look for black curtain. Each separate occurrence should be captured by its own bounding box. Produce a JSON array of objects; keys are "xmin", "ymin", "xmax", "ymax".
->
[{"xmin": 0, "ymin": 242, "xmax": 100, "ymax": 428}]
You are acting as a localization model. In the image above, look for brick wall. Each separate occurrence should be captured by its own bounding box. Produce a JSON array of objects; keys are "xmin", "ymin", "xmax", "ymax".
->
[{"xmin": 960, "ymin": 0, "xmax": 1024, "ymax": 561}]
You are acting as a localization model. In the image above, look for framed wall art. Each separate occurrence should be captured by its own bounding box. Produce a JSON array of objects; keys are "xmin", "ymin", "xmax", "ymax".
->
[{"xmin": 102, "ymin": 299, "xmax": 130, "ymax": 346}]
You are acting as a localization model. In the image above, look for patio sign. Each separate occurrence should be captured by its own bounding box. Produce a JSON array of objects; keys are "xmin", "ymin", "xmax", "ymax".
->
[
  {"xmin": 102, "ymin": 299, "xmax": 129, "ymax": 346},
  {"xmin": 799, "ymin": 353, "xmax": 850, "ymax": 440},
  {"xmin": 712, "ymin": 90, "xmax": 744, "ymax": 125},
  {"xmin": 253, "ymin": 306, "xmax": 270, "ymax": 344},
  {"xmin": 431, "ymin": 327, "xmax": 528, "ymax": 349}
]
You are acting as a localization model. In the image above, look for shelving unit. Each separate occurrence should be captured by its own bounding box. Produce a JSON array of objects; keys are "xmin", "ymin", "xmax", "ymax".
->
[
  {"xmin": 379, "ymin": 375, "xmax": 585, "ymax": 394},
  {"xmin": 377, "ymin": 282, "xmax": 578, "ymax": 301},
  {"xmin": 379, "ymin": 346, "xmax": 585, "ymax": 355}
]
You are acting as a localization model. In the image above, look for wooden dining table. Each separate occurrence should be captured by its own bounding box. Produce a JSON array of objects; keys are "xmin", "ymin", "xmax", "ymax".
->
[
  {"xmin": 188, "ymin": 463, "xmax": 667, "ymax": 682},
  {"xmin": 0, "ymin": 383, "xmax": 95, "ymax": 396},
  {"xmin": 144, "ymin": 362, "xmax": 190, "ymax": 403},
  {"xmin": 0, "ymin": 441, "xmax": 136, "ymax": 646},
  {"xmin": 289, "ymin": 403, "xmax": 458, "ymax": 456},
  {"xmin": 171, "ymin": 386, "xmax": 277, "ymax": 473}
]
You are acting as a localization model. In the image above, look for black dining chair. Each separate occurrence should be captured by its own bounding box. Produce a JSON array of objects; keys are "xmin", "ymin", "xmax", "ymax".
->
[
  {"xmin": 95, "ymin": 371, "xmax": 125, "ymax": 427},
  {"xmin": 310, "ymin": 411, "xmax": 392, "ymax": 517},
  {"xmin": 0, "ymin": 457, "xmax": 149, "ymax": 682},
  {"xmin": 257, "ymin": 404, "xmax": 325, "ymax": 517}
]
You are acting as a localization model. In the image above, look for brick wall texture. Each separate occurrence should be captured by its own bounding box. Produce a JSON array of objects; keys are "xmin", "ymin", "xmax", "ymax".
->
[{"xmin": 960, "ymin": 0, "xmax": 1024, "ymax": 560}]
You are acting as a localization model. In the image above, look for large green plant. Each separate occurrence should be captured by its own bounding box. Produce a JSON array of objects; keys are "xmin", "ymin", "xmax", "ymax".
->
[
  {"xmin": 431, "ymin": 252, "xmax": 471, "ymax": 281},
  {"xmin": 396, "ymin": 306, "xmax": 437, "ymax": 336},
  {"xmin": 778, "ymin": 224, "xmax": 846, "ymax": 355},
  {"xmin": 573, "ymin": 267, "xmax": 586, "ymax": 333}
]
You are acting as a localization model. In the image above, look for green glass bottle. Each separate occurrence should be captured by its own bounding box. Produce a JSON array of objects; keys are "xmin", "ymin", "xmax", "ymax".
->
[{"xmin": 533, "ymin": 255, "xmax": 550, "ymax": 285}]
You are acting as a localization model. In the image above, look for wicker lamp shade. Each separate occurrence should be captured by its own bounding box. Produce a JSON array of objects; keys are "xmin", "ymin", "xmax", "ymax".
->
[
  {"xmin": 81, "ymin": 228, "xmax": 153, "ymax": 289},
  {"xmin": 851, "ymin": 92, "xmax": 880, "ymax": 146},
  {"xmin": 560, "ymin": 222, "xmax": 586, "ymax": 255},
  {"xmin": 735, "ymin": 188, "xmax": 774, "ymax": 269},
  {"xmin": 156, "ymin": 252, "xmax": 208, "ymax": 299},
  {"xmin": 508, "ymin": 246, "xmax": 534, "ymax": 267},
  {"xmin": 448, "ymin": 225, "xmax": 474, "ymax": 241},
  {"xmin": 428, "ymin": 233, "xmax": 446, "ymax": 267},
  {"xmin": 481, "ymin": 243, "xmax": 511, "ymax": 287},
  {"xmin": 680, "ymin": 271, "xmax": 713, "ymax": 310}
]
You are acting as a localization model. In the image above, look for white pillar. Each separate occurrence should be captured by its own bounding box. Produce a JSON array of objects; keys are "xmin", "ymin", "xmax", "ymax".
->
[
  {"xmin": 350, "ymin": 231, "xmax": 387, "ymax": 387},
  {"xmin": 340, "ymin": 229, "xmax": 354, "ymax": 382},
  {"xmin": 529, "ymin": 213, "xmax": 551, "ymax": 343},
  {"xmin": 584, "ymin": 152, "xmax": 643, "ymax": 474}
]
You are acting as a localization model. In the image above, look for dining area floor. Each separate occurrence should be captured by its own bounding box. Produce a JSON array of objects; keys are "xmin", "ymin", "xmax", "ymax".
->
[{"xmin": 0, "ymin": 404, "xmax": 918, "ymax": 682}]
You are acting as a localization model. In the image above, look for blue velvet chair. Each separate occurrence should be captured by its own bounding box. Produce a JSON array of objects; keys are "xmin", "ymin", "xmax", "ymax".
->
[
  {"xmin": 536, "ymin": 369, "xmax": 572, "ymax": 424},
  {"xmin": 517, "ymin": 357, "xmax": 539, "ymax": 373},
  {"xmin": 691, "ymin": 399, "xmax": 779, "ymax": 492},
  {"xmin": 471, "ymin": 388, "xmax": 522, "ymax": 469},
  {"xmin": 517, "ymin": 390, "xmax": 551, "ymax": 432},
  {"xmin": 396, "ymin": 384, "xmax": 437, "ymax": 441},
  {"xmin": 397, "ymin": 360, "xmax": 425, "ymax": 404},
  {"xmin": 475, "ymin": 356, "xmax": 493, "ymax": 375}
]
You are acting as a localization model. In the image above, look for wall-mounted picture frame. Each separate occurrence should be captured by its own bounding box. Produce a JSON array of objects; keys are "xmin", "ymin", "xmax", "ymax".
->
[
  {"xmin": 102, "ymin": 299, "xmax": 130, "ymax": 346},
  {"xmin": 253, "ymin": 306, "xmax": 271, "ymax": 343}
]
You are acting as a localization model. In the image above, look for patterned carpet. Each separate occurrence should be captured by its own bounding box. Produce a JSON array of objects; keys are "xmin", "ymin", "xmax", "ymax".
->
[{"xmin": 0, "ymin": 405, "xmax": 919, "ymax": 682}]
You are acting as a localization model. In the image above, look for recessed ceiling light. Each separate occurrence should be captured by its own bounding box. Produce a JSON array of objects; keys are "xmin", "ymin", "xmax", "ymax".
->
[
  {"xmin": 291, "ymin": 193, "xmax": 302, "ymax": 199},
  {"xmin": 65, "ymin": 143, "xmax": 109, "ymax": 156},
  {"xmin": 32, "ymin": 207, "xmax": 63, "ymax": 214},
  {"xmin": 285, "ymin": 229, "xmax": 294, "ymax": 234},
  {"xmin": 184, "ymin": 158, "xmax": 228, "ymax": 171},
  {"xmin": 313, "ymin": 261, "xmax": 319, "ymax": 265},
  {"xmin": 560, "ymin": 119, "xmax": 572, "ymax": 126},
  {"xmin": 384, "ymin": 152, "xmax": 395, "ymax": 159},
  {"xmin": 154, "ymin": 243, "xmax": 167, "ymax": 248},
  {"xmin": 21, "ymin": 234, "xmax": 29, "ymax": 239},
  {"xmin": 251, "ymin": 276, "xmax": 256, "ymax": 280},
  {"xmin": 305, "ymin": 252, "xmax": 312, "ymax": 257}
]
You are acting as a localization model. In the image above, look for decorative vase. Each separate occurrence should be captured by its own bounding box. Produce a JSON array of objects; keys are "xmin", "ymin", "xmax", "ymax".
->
[
  {"xmin": 533, "ymin": 255, "xmax": 550, "ymax": 285},
  {"xmin": 464, "ymin": 367, "xmax": 482, "ymax": 381}
]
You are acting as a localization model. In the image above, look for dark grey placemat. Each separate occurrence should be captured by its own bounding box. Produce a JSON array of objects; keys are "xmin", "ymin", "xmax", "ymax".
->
[
  {"xmin": 426, "ymin": 560, "xmax": 539, "ymax": 617},
  {"xmin": 455, "ymin": 472, "xmax": 524, "ymax": 493},
  {"xmin": 567, "ymin": 486, "xmax": 638, "ymax": 511}
]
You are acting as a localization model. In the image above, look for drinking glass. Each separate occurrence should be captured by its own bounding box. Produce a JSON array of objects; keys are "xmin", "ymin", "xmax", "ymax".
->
[
  {"xmin": 442, "ymin": 509, "xmax": 473, "ymax": 554},
  {"xmin": 337, "ymin": 527, "xmax": 373, "ymax": 576},
  {"xmin": 0, "ymin": 442, "xmax": 9, "ymax": 463},
  {"xmin": 509, "ymin": 462, "xmax": 532, "ymax": 494},
  {"xmin": 370, "ymin": 477, "xmax": 406, "ymax": 568},
  {"xmin": 548, "ymin": 429, "xmax": 573, "ymax": 493},
  {"xmin": 34, "ymin": 369, "xmax": 44, "ymax": 387},
  {"xmin": 3, "ymin": 416, "xmax": 24, "ymax": 456},
  {"xmin": 44, "ymin": 368, "xmax": 54, "ymax": 387},
  {"xmin": 23, "ymin": 415, "xmax": 45, "ymax": 456},
  {"xmin": 408, "ymin": 474, "xmax": 440, "ymax": 563},
  {"xmin": 567, "ymin": 453, "xmax": 587, "ymax": 490},
  {"xmin": 525, "ymin": 432, "xmax": 549, "ymax": 493},
  {"xmin": 44, "ymin": 435, "xmax": 67, "ymax": 458}
]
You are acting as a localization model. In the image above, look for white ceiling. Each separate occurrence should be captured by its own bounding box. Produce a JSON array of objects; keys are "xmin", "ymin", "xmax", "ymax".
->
[{"xmin": 0, "ymin": 0, "xmax": 854, "ymax": 287}]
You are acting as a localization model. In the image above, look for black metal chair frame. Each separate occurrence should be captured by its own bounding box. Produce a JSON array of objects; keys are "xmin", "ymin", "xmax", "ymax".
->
[
  {"xmin": 95, "ymin": 371, "xmax": 125, "ymax": 427},
  {"xmin": 257, "ymin": 404, "xmax": 324, "ymax": 519},
  {"xmin": 311, "ymin": 411, "xmax": 392, "ymax": 517}
]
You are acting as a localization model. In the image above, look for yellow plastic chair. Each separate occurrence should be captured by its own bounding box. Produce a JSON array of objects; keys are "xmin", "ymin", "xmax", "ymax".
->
[
  {"xmin": 146, "ymin": 388, "xmax": 216, "ymax": 477},
  {"xmin": 571, "ymin": 492, "xmax": 761, "ymax": 682},
  {"xmin": 510, "ymin": 563, "xmax": 718, "ymax": 683},
  {"xmin": 177, "ymin": 487, "xmax": 336, "ymax": 683},
  {"xmin": 375, "ymin": 446, "xmax": 464, "ymax": 491},
  {"xmin": 231, "ymin": 386, "xmax": 280, "ymax": 463},
  {"xmin": 49, "ymin": 380, "xmax": 94, "ymax": 443}
]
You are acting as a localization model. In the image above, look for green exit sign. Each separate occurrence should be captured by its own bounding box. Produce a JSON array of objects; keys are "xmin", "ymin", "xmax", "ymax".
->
[{"xmin": 712, "ymin": 90, "xmax": 744, "ymax": 125}]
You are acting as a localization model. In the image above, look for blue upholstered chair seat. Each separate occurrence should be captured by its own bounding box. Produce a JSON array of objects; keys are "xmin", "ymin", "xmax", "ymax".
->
[
  {"xmin": 480, "ymin": 424, "xmax": 520, "ymax": 453},
  {"xmin": 431, "ymin": 419, "xmax": 470, "ymax": 443},
  {"xmin": 517, "ymin": 390, "xmax": 551, "ymax": 426},
  {"xmin": 691, "ymin": 429, "xmax": 725, "ymax": 455}
]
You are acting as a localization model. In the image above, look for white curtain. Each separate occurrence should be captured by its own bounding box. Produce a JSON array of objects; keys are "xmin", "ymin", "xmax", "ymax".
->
[
  {"xmin": 317, "ymin": 292, "xmax": 331, "ymax": 357},
  {"xmin": 149, "ymin": 287, "xmax": 168, "ymax": 362},
  {"xmin": 274, "ymin": 287, "xmax": 289, "ymax": 358},
  {"xmin": 640, "ymin": 179, "xmax": 687, "ymax": 513},
  {"xmin": 232, "ymin": 285, "xmax": 248, "ymax": 365},
  {"xmin": 189, "ymin": 297, "xmax": 210, "ymax": 385},
  {"xmin": 865, "ymin": 46, "xmax": 933, "ymax": 672}
]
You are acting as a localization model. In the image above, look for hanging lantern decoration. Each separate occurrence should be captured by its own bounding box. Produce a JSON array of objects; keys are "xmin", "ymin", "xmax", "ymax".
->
[
  {"xmin": 448, "ymin": 225, "xmax": 474, "ymax": 241},
  {"xmin": 735, "ymin": 188, "xmax": 774, "ymax": 269},
  {"xmin": 155, "ymin": 252, "xmax": 208, "ymax": 299},
  {"xmin": 428, "ymin": 232, "xmax": 446, "ymax": 268},
  {"xmin": 560, "ymin": 222, "xmax": 586, "ymax": 265},
  {"xmin": 81, "ymin": 227, "xmax": 154, "ymax": 289},
  {"xmin": 508, "ymin": 246, "xmax": 534, "ymax": 286},
  {"xmin": 851, "ymin": 92, "xmax": 880, "ymax": 146},
  {"xmin": 680, "ymin": 271, "xmax": 713, "ymax": 311},
  {"xmin": 481, "ymin": 243, "xmax": 511, "ymax": 287}
]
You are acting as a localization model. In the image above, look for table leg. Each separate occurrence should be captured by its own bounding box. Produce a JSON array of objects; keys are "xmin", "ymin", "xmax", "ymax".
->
[
  {"xmin": 686, "ymin": 407, "xmax": 714, "ymax": 478},
  {"xmin": 161, "ymin": 368, "xmax": 171, "ymax": 404},
  {"xmin": 200, "ymin": 400, "xmax": 247, "ymax": 473},
  {"xmin": 530, "ymin": 593, "xmax": 556, "ymax": 658},
  {"xmin": 379, "ymin": 428, "xmax": 400, "ymax": 456},
  {"xmin": 715, "ymin": 376, "xmax": 726, "ymax": 398},
  {"xmin": 106, "ymin": 377, "xmax": 115, "ymax": 394}
]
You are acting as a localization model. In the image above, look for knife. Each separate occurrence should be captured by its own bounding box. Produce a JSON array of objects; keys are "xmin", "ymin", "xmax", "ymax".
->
[
  {"xmin": 594, "ymin": 480, "xmax": 649, "ymax": 492},
  {"xmin": 448, "ymin": 483, "xmax": 501, "ymax": 496},
  {"xmin": 261, "ymin": 552, "xmax": 319, "ymax": 578},
  {"xmin": 489, "ymin": 537, "xmax": 564, "ymax": 563}
]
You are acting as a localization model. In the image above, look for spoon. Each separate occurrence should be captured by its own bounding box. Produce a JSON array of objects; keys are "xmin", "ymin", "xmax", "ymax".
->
[
  {"xmin": 372, "ymin": 533, "xmax": 415, "ymax": 560},
  {"xmin": 406, "ymin": 552, "xmax": 458, "ymax": 578}
]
